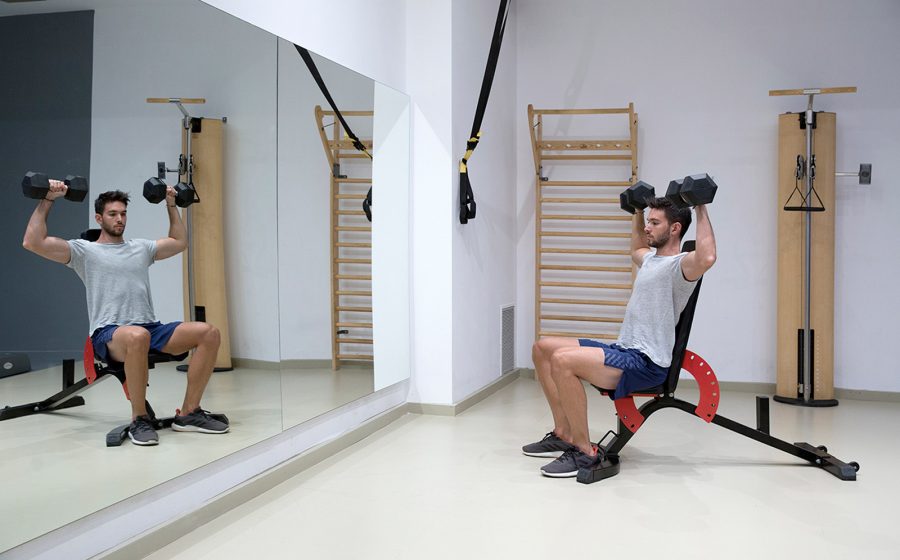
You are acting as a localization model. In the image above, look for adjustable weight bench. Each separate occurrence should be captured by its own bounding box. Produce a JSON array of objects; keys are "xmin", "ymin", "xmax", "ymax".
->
[{"xmin": 577, "ymin": 241, "xmax": 859, "ymax": 484}]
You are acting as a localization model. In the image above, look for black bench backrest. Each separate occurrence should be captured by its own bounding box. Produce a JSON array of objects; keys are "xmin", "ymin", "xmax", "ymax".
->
[
  {"xmin": 81, "ymin": 228, "xmax": 101, "ymax": 241},
  {"xmin": 663, "ymin": 240, "xmax": 703, "ymax": 394}
]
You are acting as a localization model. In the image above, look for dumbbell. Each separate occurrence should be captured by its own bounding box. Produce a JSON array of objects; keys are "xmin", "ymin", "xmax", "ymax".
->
[
  {"xmin": 22, "ymin": 171, "xmax": 89, "ymax": 202},
  {"xmin": 143, "ymin": 177, "xmax": 196, "ymax": 208},
  {"xmin": 619, "ymin": 180, "xmax": 656, "ymax": 214},
  {"xmin": 665, "ymin": 173, "xmax": 717, "ymax": 208}
]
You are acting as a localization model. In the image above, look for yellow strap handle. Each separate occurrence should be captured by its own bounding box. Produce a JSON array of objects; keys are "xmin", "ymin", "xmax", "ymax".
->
[{"xmin": 460, "ymin": 131, "xmax": 483, "ymax": 172}]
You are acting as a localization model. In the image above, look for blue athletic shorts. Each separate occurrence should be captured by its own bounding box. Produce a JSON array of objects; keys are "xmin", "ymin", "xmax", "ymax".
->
[
  {"xmin": 90, "ymin": 321, "xmax": 182, "ymax": 363},
  {"xmin": 577, "ymin": 339, "xmax": 668, "ymax": 400}
]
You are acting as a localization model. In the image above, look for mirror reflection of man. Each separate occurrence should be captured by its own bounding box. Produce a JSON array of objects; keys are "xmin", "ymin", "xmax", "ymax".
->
[{"xmin": 22, "ymin": 182, "xmax": 229, "ymax": 445}]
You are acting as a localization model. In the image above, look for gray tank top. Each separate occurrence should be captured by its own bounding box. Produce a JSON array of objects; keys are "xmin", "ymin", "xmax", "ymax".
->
[
  {"xmin": 617, "ymin": 250, "xmax": 697, "ymax": 368},
  {"xmin": 66, "ymin": 238, "xmax": 158, "ymax": 334}
]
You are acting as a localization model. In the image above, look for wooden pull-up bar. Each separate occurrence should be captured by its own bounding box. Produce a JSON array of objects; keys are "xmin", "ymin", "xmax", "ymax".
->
[
  {"xmin": 532, "ymin": 108, "xmax": 631, "ymax": 115},
  {"xmin": 768, "ymin": 87, "xmax": 856, "ymax": 96}
]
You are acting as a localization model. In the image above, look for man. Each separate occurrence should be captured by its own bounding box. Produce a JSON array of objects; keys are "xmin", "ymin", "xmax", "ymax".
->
[
  {"xmin": 525, "ymin": 198, "xmax": 716, "ymax": 477},
  {"xmin": 22, "ymin": 181, "xmax": 229, "ymax": 446}
]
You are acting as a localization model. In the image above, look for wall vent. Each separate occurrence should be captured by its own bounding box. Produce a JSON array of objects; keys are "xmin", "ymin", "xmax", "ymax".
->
[{"xmin": 501, "ymin": 305, "xmax": 515, "ymax": 374}]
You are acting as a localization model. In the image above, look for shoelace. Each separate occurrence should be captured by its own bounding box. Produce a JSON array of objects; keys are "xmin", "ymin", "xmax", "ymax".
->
[
  {"xmin": 541, "ymin": 431, "xmax": 556, "ymax": 442},
  {"xmin": 133, "ymin": 416, "xmax": 154, "ymax": 430},
  {"xmin": 556, "ymin": 446, "xmax": 604, "ymax": 465},
  {"xmin": 554, "ymin": 448, "xmax": 579, "ymax": 464}
]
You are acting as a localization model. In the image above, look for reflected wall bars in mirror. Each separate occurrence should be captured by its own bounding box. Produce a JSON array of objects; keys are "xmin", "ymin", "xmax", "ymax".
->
[{"xmin": 0, "ymin": 0, "xmax": 411, "ymax": 553}]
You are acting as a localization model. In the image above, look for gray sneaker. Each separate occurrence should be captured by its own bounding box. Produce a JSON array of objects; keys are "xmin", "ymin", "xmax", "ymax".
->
[
  {"xmin": 540, "ymin": 447, "xmax": 601, "ymax": 478},
  {"xmin": 522, "ymin": 432, "xmax": 576, "ymax": 458},
  {"xmin": 128, "ymin": 415, "xmax": 159, "ymax": 446},
  {"xmin": 172, "ymin": 408, "xmax": 230, "ymax": 434}
]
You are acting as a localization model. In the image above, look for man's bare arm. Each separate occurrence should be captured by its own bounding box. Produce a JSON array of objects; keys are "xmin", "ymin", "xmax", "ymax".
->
[
  {"xmin": 155, "ymin": 186, "xmax": 188, "ymax": 260},
  {"xmin": 22, "ymin": 181, "xmax": 71, "ymax": 264},
  {"xmin": 630, "ymin": 209, "xmax": 651, "ymax": 266},
  {"xmin": 681, "ymin": 204, "xmax": 716, "ymax": 281}
]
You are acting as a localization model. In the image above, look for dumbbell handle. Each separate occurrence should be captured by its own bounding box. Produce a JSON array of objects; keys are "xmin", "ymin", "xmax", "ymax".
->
[
  {"xmin": 835, "ymin": 163, "xmax": 872, "ymax": 184},
  {"xmin": 44, "ymin": 181, "xmax": 69, "ymax": 200}
]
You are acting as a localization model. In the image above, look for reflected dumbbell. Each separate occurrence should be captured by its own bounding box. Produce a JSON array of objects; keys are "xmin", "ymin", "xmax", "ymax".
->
[
  {"xmin": 142, "ymin": 177, "xmax": 196, "ymax": 208},
  {"xmin": 22, "ymin": 171, "xmax": 88, "ymax": 202}
]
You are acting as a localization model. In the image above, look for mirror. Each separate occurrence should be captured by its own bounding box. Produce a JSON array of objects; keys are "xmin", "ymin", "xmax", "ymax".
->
[
  {"xmin": 0, "ymin": 0, "xmax": 411, "ymax": 553},
  {"xmin": 276, "ymin": 42, "xmax": 376, "ymax": 428},
  {"xmin": 276, "ymin": 41, "xmax": 410, "ymax": 428}
]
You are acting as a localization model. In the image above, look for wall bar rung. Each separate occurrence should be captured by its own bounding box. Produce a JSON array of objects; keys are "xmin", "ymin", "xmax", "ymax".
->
[
  {"xmin": 540, "ymin": 315, "xmax": 624, "ymax": 323},
  {"xmin": 539, "ymin": 281, "xmax": 632, "ymax": 289},
  {"xmin": 539, "ymin": 331, "xmax": 618, "ymax": 340},
  {"xmin": 541, "ymin": 215, "xmax": 631, "ymax": 221},
  {"xmin": 540, "ymin": 297, "xmax": 628, "ymax": 306},
  {"xmin": 540, "ymin": 265, "xmax": 632, "ymax": 272}
]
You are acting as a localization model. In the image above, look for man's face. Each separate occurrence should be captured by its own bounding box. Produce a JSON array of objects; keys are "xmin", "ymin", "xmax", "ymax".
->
[
  {"xmin": 645, "ymin": 208, "xmax": 675, "ymax": 248},
  {"xmin": 96, "ymin": 201, "xmax": 127, "ymax": 237}
]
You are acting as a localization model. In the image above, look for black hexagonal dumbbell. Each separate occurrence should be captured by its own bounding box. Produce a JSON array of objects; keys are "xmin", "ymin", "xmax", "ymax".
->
[
  {"xmin": 664, "ymin": 178, "xmax": 689, "ymax": 209},
  {"xmin": 143, "ymin": 177, "xmax": 196, "ymax": 208},
  {"xmin": 173, "ymin": 182, "xmax": 196, "ymax": 208},
  {"xmin": 665, "ymin": 173, "xmax": 718, "ymax": 208},
  {"xmin": 22, "ymin": 171, "xmax": 88, "ymax": 202},
  {"xmin": 143, "ymin": 177, "xmax": 167, "ymax": 204},
  {"xmin": 680, "ymin": 173, "xmax": 717, "ymax": 206},
  {"xmin": 619, "ymin": 180, "xmax": 656, "ymax": 214}
]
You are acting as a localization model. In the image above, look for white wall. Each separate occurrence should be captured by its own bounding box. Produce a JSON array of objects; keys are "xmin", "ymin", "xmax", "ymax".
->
[
  {"xmin": 201, "ymin": 0, "xmax": 406, "ymax": 92},
  {"xmin": 450, "ymin": 0, "xmax": 519, "ymax": 402},
  {"xmin": 404, "ymin": 0, "xmax": 456, "ymax": 404},
  {"xmin": 90, "ymin": 0, "xmax": 280, "ymax": 361},
  {"xmin": 515, "ymin": 0, "xmax": 900, "ymax": 391}
]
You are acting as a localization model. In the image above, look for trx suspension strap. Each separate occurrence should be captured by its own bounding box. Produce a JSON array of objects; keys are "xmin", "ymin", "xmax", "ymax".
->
[
  {"xmin": 458, "ymin": 0, "xmax": 510, "ymax": 224},
  {"xmin": 295, "ymin": 44, "xmax": 374, "ymax": 221}
]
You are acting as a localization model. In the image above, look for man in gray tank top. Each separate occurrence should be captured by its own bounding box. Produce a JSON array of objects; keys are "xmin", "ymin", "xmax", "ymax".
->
[
  {"xmin": 524, "ymin": 197, "xmax": 717, "ymax": 477},
  {"xmin": 23, "ymin": 183, "xmax": 229, "ymax": 445}
]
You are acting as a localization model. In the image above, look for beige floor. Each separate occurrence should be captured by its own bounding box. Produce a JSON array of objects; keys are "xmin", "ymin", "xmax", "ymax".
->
[
  {"xmin": 0, "ymin": 362, "xmax": 373, "ymax": 553},
  {"xmin": 145, "ymin": 377, "xmax": 898, "ymax": 560},
  {"xmin": 281, "ymin": 365, "xmax": 373, "ymax": 429}
]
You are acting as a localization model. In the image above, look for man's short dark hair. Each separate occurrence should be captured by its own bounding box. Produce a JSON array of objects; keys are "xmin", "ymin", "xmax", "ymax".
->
[
  {"xmin": 647, "ymin": 197, "xmax": 692, "ymax": 240},
  {"xmin": 95, "ymin": 190, "xmax": 130, "ymax": 215}
]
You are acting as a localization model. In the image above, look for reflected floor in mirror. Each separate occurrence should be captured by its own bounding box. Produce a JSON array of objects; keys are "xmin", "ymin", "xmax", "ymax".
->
[
  {"xmin": 0, "ymin": 362, "xmax": 281, "ymax": 553},
  {"xmin": 280, "ymin": 365, "xmax": 373, "ymax": 429}
]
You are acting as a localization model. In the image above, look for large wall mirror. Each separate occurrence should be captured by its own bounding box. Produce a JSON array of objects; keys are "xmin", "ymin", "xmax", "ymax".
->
[{"xmin": 0, "ymin": 0, "xmax": 410, "ymax": 553}]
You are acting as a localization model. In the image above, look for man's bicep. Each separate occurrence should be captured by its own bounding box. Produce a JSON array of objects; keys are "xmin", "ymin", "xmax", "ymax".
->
[
  {"xmin": 34, "ymin": 236, "xmax": 72, "ymax": 264},
  {"xmin": 154, "ymin": 237, "xmax": 184, "ymax": 261},
  {"xmin": 679, "ymin": 251, "xmax": 709, "ymax": 282}
]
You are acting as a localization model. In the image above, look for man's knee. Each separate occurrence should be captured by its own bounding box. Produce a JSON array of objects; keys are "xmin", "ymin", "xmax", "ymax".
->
[
  {"xmin": 535, "ymin": 337, "xmax": 566, "ymax": 360},
  {"xmin": 201, "ymin": 323, "xmax": 221, "ymax": 348},
  {"xmin": 121, "ymin": 327, "xmax": 151, "ymax": 349},
  {"xmin": 549, "ymin": 349, "xmax": 575, "ymax": 378}
]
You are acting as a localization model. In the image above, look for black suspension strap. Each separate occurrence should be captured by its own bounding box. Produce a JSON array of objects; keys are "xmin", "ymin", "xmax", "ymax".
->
[
  {"xmin": 295, "ymin": 44, "xmax": 374, "ymax": 221},
  {"xmin": 458, "ymin": 0, "xmax": 510, "ymax": 224}
]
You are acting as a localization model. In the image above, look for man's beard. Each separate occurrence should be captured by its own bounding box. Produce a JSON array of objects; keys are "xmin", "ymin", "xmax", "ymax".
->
[
  {"xmin": 100, "ymin": 222, "xmax": 124, "ymax": 238},
  {"xmin": 648, "ymin": 230, "xmax": 670, "ymax": 248}
]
